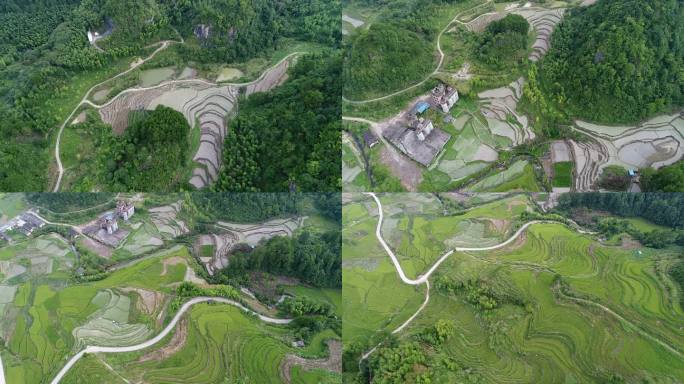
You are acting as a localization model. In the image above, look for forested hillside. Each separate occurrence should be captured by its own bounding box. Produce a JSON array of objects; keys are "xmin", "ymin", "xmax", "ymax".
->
[
  {"xmin": 216, "ymin": 53, "xmax": 342, "ymax": 192},
  {"xmin": 343, "ymin": 0, "xmax": 465, "ymax": 99},
  {"xmin": 536, "ymin": 0, "xmax": 684, "ymax": 123},
  {"xmin": 95, "ymin": 106, "xmax": 190, "ymax": 192},
  {"xmin": 0, "ymin": 0, "xmax": 340, "ymax": 191},
  {"xmin": 558, "ymin": 193, "xmax": 684, "ymax": 229}
]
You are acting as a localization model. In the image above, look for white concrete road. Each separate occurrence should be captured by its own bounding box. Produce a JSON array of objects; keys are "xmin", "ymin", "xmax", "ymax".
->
[{"xmin": 49, "ymin": 296, "xmax": 291, "ymax": 384}]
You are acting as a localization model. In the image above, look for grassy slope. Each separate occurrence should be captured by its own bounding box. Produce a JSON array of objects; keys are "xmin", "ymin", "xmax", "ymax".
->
[
  {"xmin": 381, "ymin": 194, "xmax": 531, "ymax": 278},
  {"xmin": 342, "ymin": 199, "xmax": 425, "ymax": 347},
  {"xmin": 400, "ymin": 223, "xmax": 684, "ymax": 382}
]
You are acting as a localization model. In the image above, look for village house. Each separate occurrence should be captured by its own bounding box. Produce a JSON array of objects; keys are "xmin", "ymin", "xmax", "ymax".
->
[
  {"xmin": 432, "ymin": 83, "xmax": 459, "ymax": 113},
  {"xmin": 117, "ymin": 201, "xmax": 135, "ymax": 221},
  {"xmin": 100, "ymin": 213, "xmax": 118, "ymax": 235},
  {"xmin": 15, "ymin": 212, "xmax": 46, "ymax": 236},
  {"xmin": 410, "ymin": 116, "xmax": 434, "ymax": 142}
]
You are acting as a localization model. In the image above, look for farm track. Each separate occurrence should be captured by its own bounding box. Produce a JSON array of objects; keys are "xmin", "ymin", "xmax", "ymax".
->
[
  {"xmin": 53, "ymin": 37, "xmax": 184, "ymax": 192},
  {"xmin": 343, "ymin": 0, "xmax": 494, "ymax": 105},
  {"xmin": 52, "ymin": 32, "xmax": 302, "ymax": 190},
  {"xmin": 359, "ymin": 192, "xmax": 681, "ymax": 365},
  {"xmin": 49, "ymin": 297, "xmax": 292, "ymax": 384}
]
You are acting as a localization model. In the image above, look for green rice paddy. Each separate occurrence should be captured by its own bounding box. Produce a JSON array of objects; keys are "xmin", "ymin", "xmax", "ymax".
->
[
  {"xmin": 343, "ymin": 193, "xmax": 684, "ymax": 382},
  {"xmin": 378, "ymin": 193, "xmax": 531, "ymax": 278},
  {"xmin": 342, "ymin": 199, "xmax": 425, "ymax": 347}
]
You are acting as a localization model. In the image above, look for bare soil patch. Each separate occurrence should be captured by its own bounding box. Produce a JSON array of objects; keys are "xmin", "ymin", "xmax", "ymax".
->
[
  {"xmin": 280, "ymin": 339, "xmax": 342, "ymax": 384},
  {"xmin": 379, "ymin": 145, "xmax": 422, "ymax": 191},
  {"xmin": 138, "ymin": 317, "xmax": 188, "ymax": 362}
]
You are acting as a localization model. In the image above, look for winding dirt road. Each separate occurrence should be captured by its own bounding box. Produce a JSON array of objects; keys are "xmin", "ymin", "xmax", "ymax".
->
[
  {"xmin": 52, "ymin": 39, "xmax": 182, "ymax": 192},
  {"xmin": 360, "ymin": 192, "xmax": 682, "ymax": 364},
  {"xmin": 343, "ymin": 1, "xmax": 492, "ymax": 105},
  {"xmin": 52, "ymin": 33, "xmax": 301, "ymax": 191},
  {"xmin": 49, "ymin": 296, "xmax": 292, "ymax": 384}
]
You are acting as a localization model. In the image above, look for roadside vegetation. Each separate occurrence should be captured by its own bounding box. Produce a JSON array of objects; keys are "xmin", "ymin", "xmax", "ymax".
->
[
  {"xmin": 344, "ymin": 192, "xmax": 684, "ymax": 383},
  {"xmin": 216, "ymin": 53, "xmax": 342, "ymax": 192},
  {"xmin": 0, "ymin": 0, "xmax": 341, "ymax": 192}
]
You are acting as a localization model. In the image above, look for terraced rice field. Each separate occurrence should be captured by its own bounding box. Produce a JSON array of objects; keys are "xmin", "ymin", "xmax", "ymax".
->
[
  {"xmin": 76, "ymin": 304, "xmax": 292, "ymax": 383},
  {"xmin": 400, "ymin": 222, "xmax": 684, "ymax": 382},
  {"xmin": 377, "ymin": 193, "xmax": 532, "ymax": 278},
  {"xmin": 1, "ymin": 247, "xmax": 190, "ymax": 383},
  {"xmin": 511, "ymin": 8, "xmax": 565, "ymax": 62},
  {"xmin": 198, "ymin": 216, "xmax": 304, "ymax": 275},
  {"xmin": 342, "ymin": 197, "xmax": 426, "ymax": 347},
  {"xmin": 569, "ymin": 114, "xmax": 684, "ymax": 190},
  {"xmin": 478, "ymin": 78, "xmax": 535, "ymax": 145},
  {"xmin": 63, "ymin": 302, "xmax": 340, "ymax": 384},
  {"xmin": 467, "ymin": 160, "xmax": 540, "ymax": 192},
  {"xmin": 356, "ymin": 192, "xmax": 684, "ymax": 382}
]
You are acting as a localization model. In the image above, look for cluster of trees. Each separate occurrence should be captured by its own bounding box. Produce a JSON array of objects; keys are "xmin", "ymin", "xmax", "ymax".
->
[
  {"xmin": 535, "ymin": 0, "xmax": 684, "ymax": 123},
  {"xmin": 170, "ymin": 281, "xmax": 240, "ymax": 311},
  {"xmin": 26, "ymin": 192, "xmax": 113, "ymax": 212},
  {"xmin": 170, "ymin": 0, "xmax": 340, "ymax": 63},
  {"xmin": 343, "ymin": 22, "xmax": 434, "ymax": 99},
  {"xmin": 288, "ymin": 314, "xmax": 341, "ymax": 346},
  {"xmin": 216, "ymin": 53, "xmax": 341, "ymax": 192},
  {"xmin": 277, "ymin": 296, "xmax": 334, "ymax": 317},
  {"xmin": 436, "ymin": 276, "xmax": 499, "ymax": 310},
  {"xmin": 95, "ymin": 106, "xmax": 190, "ymax": 191},
  {"xmin": 598, "ymin": 166, "xmax": 631, "ymax": 191},
  {"xmin": 188, "ymin": 193, "xmax": 299, "ymax": 223},
  {"xmin": 368, "ymin": 341, "xmax": 428, "ymax": 384},
  {"xmin": 216, "ymin": 230, "xmax": 341, "ymax": 288},
  {"xmin": 641, "ymin": 161, "xmax": 684, "ymax": 192},
  {"xmin": 557, "ymin": 193, "xmax": 684, "ymax": 229},
  {"xmin": 476, "ymin": 14, "xmax": 529, "ymax": 69},
  {"xmin": 0, "ymin": 0, "xmax": 340, "ymax": 191},
  {"xmin": 418, "ymin": 319, "xmax": 455, "ymax": 346}
]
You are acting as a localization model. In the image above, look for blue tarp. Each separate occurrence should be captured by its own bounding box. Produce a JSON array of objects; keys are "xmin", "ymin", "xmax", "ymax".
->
[{"xmin": 414, "ymin": 102, "xmax": 430, "ymax": 114}]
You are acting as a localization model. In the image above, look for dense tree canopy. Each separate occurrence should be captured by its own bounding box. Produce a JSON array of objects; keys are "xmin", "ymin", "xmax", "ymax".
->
[
  {"xmin": 557, "ymin": 193, "xmax": 684, "ymax": 229},
  {"xmin": 640, "ymin": 161, "xmax": 684, "ymax": 192},
  {"xmin": 217, "ymin": 230, "xmax": 342, "ymax": 288},
  {"xmin": 216, "ymin": 53, "xmax": 342, "ymax": 192},
  {"xmin": 96, "ymin": 106, "xmax": 190, "ymax": 191},
  {"xmin": 476, "ymin": 14, "xmax": 529, "ymax": 69},
  {"xmin": 343, "ymin": 22, "xmax": 434, "ymax": 99},
  {"xmin": 537, "ymin": 0, "xmax": 684, "ymax": 123},
  {"xmin": 0, "ymin": 0, "xmax": 340, "ymax": 191},
  {"xmin": 188, "ymin": 193, "xmax": 299, "ymax": 223}
]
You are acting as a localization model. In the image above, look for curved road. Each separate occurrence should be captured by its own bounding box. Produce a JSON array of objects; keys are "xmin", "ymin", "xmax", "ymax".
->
[
  {"xmin": 361, "ymin": 192, "xmax": 681, "ymax": 363},
  {"xmin": 54, "ymin": 48, "xmax": 301, "ymax": 191},
  {"xmin": 366, "ymin": 192, "xmax": 546, "ymax": 285},
  {"xmin": 50, "ymin": 296, "xmax": 292, "ymax": 384},
  {"xmin": 53, "ymin": 39, "xmax": 182, "ymax": 192},
  {"xmin": 343, "ymin": 0, "xmax": 492, "ymax": 105}
]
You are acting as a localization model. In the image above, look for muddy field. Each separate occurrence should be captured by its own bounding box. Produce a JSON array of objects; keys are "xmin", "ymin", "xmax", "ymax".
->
[
  {"xmin": 570, "ymin": 113, "xmax": 684, "ymax": 190},
  {"xmin": 94, "ymin": 56, "xmax": 295, "ymax": 189},
  {"xmin": 197, "ymin": 217, "xmax": 305, "ymax": 275}
]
